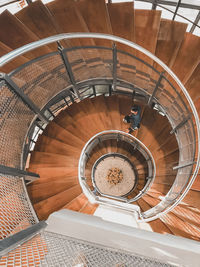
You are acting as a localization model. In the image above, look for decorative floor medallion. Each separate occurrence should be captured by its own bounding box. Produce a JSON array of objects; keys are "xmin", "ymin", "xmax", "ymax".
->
[{"xmin": 93, "ymin": 155, "xmax": 136, "ymax": 197}]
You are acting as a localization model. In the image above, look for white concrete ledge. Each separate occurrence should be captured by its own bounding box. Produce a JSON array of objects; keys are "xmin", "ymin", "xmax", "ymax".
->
[{"xmin": 47, "ymin": 209, "xmax": 200, "ymax": 267}]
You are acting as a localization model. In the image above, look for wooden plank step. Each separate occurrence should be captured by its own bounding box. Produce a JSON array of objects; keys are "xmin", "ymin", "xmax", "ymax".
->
[
  {"xmin": 47, "ymin": 0, "xmax": 108, "ymax": 75},
  {"xmin": 191, "ymin": 174, "xmax": 200, "ymax": 191},
  {"xmin": 171, "ymin": 33, "xmax": 200, "ymax": 85},
  {"xmin": 0, "ymin": 41, "xmax": 28, "ymax": 73},
  {"xmin": 135, "ymin": 10, "xmax": 161, "ymax": 57},
  {"xmin": 47, "ymin": 0, "xmax": 94, "ymax": 47},
  {"xmin": 107, "ymin": 2, "xmax": 135, "ymax": 51},
  {"xmin": 16, "ymin": 0, "xmax": 60, "ymax": 51},
  {"xmin": 151, "ymin": 132, "xmax": 179, "ymax": 157},
  {"xmin": 150, "ymin": 176, "xmax": 176, "ymax": 188},
  {"xmin": 147, "ymin": 119, "xmax": 173, "ymax": 152},
  {"xmin": 62, "ymin": 193, "xmax": 88, "ymax": 211},
  {"xmin": 134, "ymin": 10, "xmax": 161, "ymax": 89},
  {"xmin": 155, "ymin": 19, "xmax": 187, "ymax": 69},
  {"xmin": 105, "ymin": 95, "xmax": 121, "ymax": 130},
  {"xmin": 80, "ymin": 98, "xmax": 106, "ymax": 133},
  {"xmin": 53, "ymin": 104, "xmax": 92, "ymax": 141},
  {"xmin": 30, "ymin": 151, "xmax": 79, "ymax": 166},
  {"xmin": 43, "ymin": 121, "xmax": 85, "ymax": 148},
  {"xmin": 142, "ymin": 196, "xmax": 200, "ymax": 240},
  {"xmin": 27, "ymin": 166, "xmax": 77, "ymax": 180},
  {"xmin": 76, "ymin": 0, "xmax": 113, "ymax": 47},
  {"xmin": 136, "ymin": 198, "xmax": 173, "ymax": 234},
  {"xmin": 185, "ymin": 63, "xmax": 200, "ymax": 103},
  {"xmin": 118, "ymin": 95, "xmax": 133, "ymax": 132},
  {"xmin": 90, "ymin": 95, "xmax": 112, "ymax": 130},
  {"xmin": 33, "ymin": 184, "xmax": 82, "ymax": 220},
  {"xmin": 28, "ymin": 175, "xmax": 79, "ymax": 204},
  {"xmin": 29, "ymin": 173, "xmax": 78, "ymax": 187},
  {"xmin": 180, "ymin": 190, "xmax": 200, "ymax": 210},
  {"xmin": 79, "ymin": 201, "xmax": 98, "ymax": 215},
  {"xmin": 0, "ymin": 10, "xmax": 51, "ymax": 60},
  {"xmin": 34, "ymin": 135, "xmax": 81, "ymax": 156},
  {"xmin": 172, "ymin": 204, "xmax": 200, "ymax": 229}
]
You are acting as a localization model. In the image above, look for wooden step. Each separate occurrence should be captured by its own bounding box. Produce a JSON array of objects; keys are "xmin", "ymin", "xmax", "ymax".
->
[
  {"xmin": 118, "ymin": 95, "xmax": 133, "ymax": 132},
  {"xmin": 136, "ymin": 198, "xmax": 172, "ymax": 234},
  {"xmin": 185, "ymin": 63, "xmax": 200, "ymax": 103},
  {"xmin": 191, "ymin": 174, "xmax": 200, "ymax": 191},
  {"xmin": 155, "ymin": 19, "xmax": 187, "ymax": 69},
  {"xmin": 90, "ymin": 95, "xmax": 112, "ymax": 130},
  {"xmin": 134, "ymin": 9, "xmax": 161, "ymax": 81},
  {"xmin": 44, "ymin": 121, "xmax": 85, "ymax": 148},
  {"xmin": 107, "ymin": 2, "xmax": 135, "ymax": 50},
  {"xmin": 80, "ymin": 98, "xmax": 106, "ymax": 133},
  {"xmin": 30, "ymin": 151, "xmax": 79, "ymax": 167},
  {"xmin": 141, "ymin": 195, "xmax": 200, "ymax": 240},
  {"xmin": 79, "ymin": 201, "xmax": 98, "ymax": 215},
  {"xmin": 27, "ymin": 166, "xmax": 77, "ymax": 180},
  {"xmin": 33, "ymin": 184, "xmax": 82, "ymax": 220},
  {"xmin": 172, "ymin": 204, "xmax": 200, "ymax": 229},
  {"xmin": 47, "ymin": 0, "xmax": 93, "ymax": 47},
  {"xmin": 76, "ymin": 0, "xmax": 112, "ymax": 47},
  {"xmin": 16, "ymin": 0, "xmax": 60, "ymax": 51},
  {"xmin": 28, "ymin": 175, "xmax": 79, "ymax": 204},
  {"xmin": 53, "ymin": 103, "xmax": 92, "ymax": 141},
  {"xmin": 0, "ymin": 41, "xmax": 28, "ymax": 73},
  {"xmin": 171, "ymin": 33, "xmax": 200, "ymax": 85},
  {"xmin": 62, "ymin": 193, "xmax": 88, "ymax": 211},
  {"xmin": 135, "ymin": 10, "xmax": 161, "ymax": 56},
  {"xmin": 34, "ymin": 135, "xmax": 81, "ymax": 156},
  {"xmin": 0, "ymin": 10, "xmax": 51, "ymax": 59},
  {"xmin": 105, "ymin": 95, "xmax": 121, "ymax": 130},
  {"xmin": 181, "ymin": 190, "xmax": 200, "ymax": 210}
]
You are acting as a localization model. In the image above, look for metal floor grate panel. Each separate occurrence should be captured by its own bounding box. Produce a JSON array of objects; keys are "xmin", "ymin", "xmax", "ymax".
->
[{"xmin": 0, "ymin": 231, "xmax": 175, "ymax": 266}]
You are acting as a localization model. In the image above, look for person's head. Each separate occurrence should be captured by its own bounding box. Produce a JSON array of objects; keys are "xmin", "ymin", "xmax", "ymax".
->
[{"xmin": 131, "ymin": 105, "xmax": 139, "ymax": 115}]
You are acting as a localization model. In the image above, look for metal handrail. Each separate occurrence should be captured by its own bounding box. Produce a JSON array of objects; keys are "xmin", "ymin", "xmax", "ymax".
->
[
  {"xmin": 0, "ymin": 33, "xmax": 199, "ymax": 221},
  {"xmin": 78, "ymin": 130, "xmax": 156, "ymax": 215}
]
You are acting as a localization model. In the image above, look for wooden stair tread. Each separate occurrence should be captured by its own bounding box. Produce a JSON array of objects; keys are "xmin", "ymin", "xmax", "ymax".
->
[
  {"xmin": 134, "ymin": 10, "xmax": 161, "ymax": 62},
  {"xmin": 185, "ymin": 63, "xmax": 200, "ymax": 103},
  {"xmin": 155, "ymin": 19, "xmax": 187, "ymax": 68},
  {"xmin": 47, "ymin": 0, "xmax": 93, "ymax": 47},
  {"xmin": 79, "ymin": 201, "xmax": 98, "ymax": 215},
  {"xmin": 76, "ymin": 0, "xmax": 112, "ymax": 47},
  {"xmin": 0, "ymin": 41, "xmax": 28, "ymax": 73},
  {"xmin": 105, "ymin": 95, "xmax": 121, "ymax": 130},
  {"xmin": 62, "ymin": 193, "xmax": 88, "ymax": 211},
  {"xmin": 16, "ymin": 0, "xmax": 59, "ymax": 51},
  {"xmin": 28, "ymin": 175, "xmax": 79, "ymax": 204},
  {"xmin": 44, "ymin": 121, "xmax": 85, "ymax": 148},
  {"xmin": 30, "ymin": 151, "xmax": 79, "ymax": 167},
  {"xmin": 143, "ymin": 195, "xmax": 200, "ymax": 241},
  {"xmin": 27, "ymin": 166, "xmax": 77, "ymax": 179},
  {"xmin": 137, "ymin": 198, "xmax": 172, "ymax": 234},
  {"xmin": 34, "ymin": 135, "xmax": 81, "ymax": 156},
  {"xmin": 171, "ymin": 33, "xmax": 200, "ymax": 85},
  {"xmin": 107, "ymin": 2, "xmax": 135, "ymax": 52},
  {"xmin": 0, "ymin": 10, "xmax": 51, "ymax": 59},
  {"xmin": 33, "ymin": 184, "xmax": 82, "ymax": 220}
]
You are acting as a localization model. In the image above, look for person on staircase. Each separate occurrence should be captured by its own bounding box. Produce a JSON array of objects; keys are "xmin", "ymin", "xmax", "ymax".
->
[{"xmin": 123, "ymin": 105, "xmax": 141, "ymax": 134}]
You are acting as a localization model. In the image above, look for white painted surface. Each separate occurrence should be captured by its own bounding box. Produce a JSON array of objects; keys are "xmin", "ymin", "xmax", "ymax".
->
[
  {"xmin": 47, "ymin": 209, "xmax": 200, "ymax": 267},
  {"xmin": 94, "ymin": 205, "xmax": 139, "ymax": 227},
  {"xmin": 94, "ymin": 205, "xmax": 152, "ymax": 232}
]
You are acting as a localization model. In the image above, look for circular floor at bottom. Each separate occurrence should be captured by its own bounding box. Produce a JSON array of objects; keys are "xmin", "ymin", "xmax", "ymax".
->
[{"xmin": 93, "ymin": 156, "xmax": 136, "ymax": 197}]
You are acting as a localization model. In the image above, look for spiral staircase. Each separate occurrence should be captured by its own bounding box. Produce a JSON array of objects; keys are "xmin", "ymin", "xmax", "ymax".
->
[{"xmin": 0, "ymin": 0, "xmax": 200, "ymax": 266}]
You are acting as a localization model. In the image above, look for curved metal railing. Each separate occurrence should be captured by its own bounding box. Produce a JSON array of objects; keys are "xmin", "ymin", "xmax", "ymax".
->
[
  {"xmin": 78, "ymin": 130, "xmax": 156, "ymax": 207},
  {"xmin": 0, "ymin": 33, "xmax": 199, "ymax": 224}
]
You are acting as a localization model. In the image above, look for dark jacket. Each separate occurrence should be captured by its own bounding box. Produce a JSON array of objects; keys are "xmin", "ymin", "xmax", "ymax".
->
[{"xmin": 129, "ymin": 106, "xmax": 141, "ymax": 129}]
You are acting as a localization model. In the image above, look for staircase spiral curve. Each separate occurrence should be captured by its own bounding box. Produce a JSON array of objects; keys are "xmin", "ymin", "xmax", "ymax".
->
[{"xmin": 0, "ymin": 1, "xmax": 200, "ymax": 265}]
